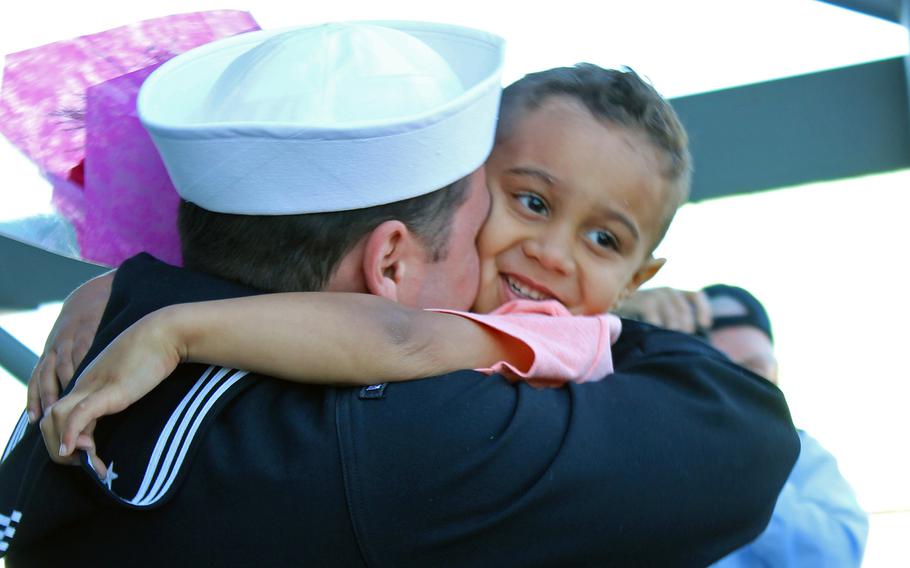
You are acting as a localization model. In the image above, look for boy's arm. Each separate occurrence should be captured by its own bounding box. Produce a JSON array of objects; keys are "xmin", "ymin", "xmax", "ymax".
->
[
  {"xmin": 43, "ymin": 292, "xmax": 533, "ymax": 462},
  {"xmin": 28, "ymin": 270, "xmax": 115, "ymax": 421},
  {"xmin": 175, "ymin": 293, "xmax": 533, "ymax": 383}
]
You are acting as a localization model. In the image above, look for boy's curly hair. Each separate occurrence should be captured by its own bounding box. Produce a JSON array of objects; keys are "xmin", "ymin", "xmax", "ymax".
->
[{"xmin": 497, "ymin": 64, "xmax": 692, "ymax": 249}]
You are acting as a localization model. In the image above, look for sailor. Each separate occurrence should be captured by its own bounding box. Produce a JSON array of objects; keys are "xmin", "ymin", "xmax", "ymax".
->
[{"xmin": 1, "ymin": 21, "xmax": 797, "ymax": 566}]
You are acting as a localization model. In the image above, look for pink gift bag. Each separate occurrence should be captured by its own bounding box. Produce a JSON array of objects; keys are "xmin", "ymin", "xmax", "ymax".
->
[{"xmin": 0, "ymin": 10, "xmax": 261, "ymax": 266}]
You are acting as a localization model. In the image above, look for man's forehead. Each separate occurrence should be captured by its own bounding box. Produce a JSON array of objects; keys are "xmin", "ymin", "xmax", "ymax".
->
[{"xmin": 709, "ymin": 326, "xmax": 775, "ymax": 359}]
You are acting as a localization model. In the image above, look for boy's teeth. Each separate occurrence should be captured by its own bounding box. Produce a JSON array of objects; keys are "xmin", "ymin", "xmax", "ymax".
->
[{"xmin": 507, "ymin": 276, "xmax": 551, "ymax": 301}]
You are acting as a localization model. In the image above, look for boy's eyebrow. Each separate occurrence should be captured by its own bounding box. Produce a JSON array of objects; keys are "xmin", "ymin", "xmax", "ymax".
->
[{"xmin": 505, "ymin": 167, "xmax": 555, "ymax": 186}]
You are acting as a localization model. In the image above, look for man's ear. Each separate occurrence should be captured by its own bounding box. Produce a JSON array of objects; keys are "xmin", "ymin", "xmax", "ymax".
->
[
  {"xmin": 618, "ymin": 256, "xmax": 665, "ymax": 304},
  {"xmin": 362, "ymin": 220, "xmax": 422, "ymax": 301}
]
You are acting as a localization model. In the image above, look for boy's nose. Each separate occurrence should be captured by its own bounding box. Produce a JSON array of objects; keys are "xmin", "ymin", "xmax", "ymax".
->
[{"xmin": 522, "ymin": 233, "xmax": 575, "ymax": 275}]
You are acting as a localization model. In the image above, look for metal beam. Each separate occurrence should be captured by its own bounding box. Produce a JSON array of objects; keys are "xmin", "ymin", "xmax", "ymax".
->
[
  {"xmin": 904, "ymin": 0, "xmax": 910, "ymax": 127},
  {"xmin": 671, "ymin": 57, "xmax": 910, "ymax": 202},
  {"xmin": 821, "ymin": 0, "xmax": 902, "ymax": 23},
  {"xmin": 2, "ymin": 60, "xmax": 910, "ymax": 307},
  {"xmin": 0, "ymin": 233, "xmax": 107, "ymax": 310},
  {"xmin": 0, "ymin": 325, "xmax": 37, "ymax": 385}
]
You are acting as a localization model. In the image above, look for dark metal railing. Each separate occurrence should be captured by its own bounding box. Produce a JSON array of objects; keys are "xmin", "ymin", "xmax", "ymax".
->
[{"xmin": 0, "ymin": 325, "xmax": 37, "ymax": 385}]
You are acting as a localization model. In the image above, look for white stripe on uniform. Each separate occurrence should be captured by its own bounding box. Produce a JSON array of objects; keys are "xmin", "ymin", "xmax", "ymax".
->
[
  {"xmin": 120, "ymin": 366, "xmax": 248, "ymax": 507},
  {"xmin": 1, "ymin": 411, "xmax": 29, "ymax": 463}
]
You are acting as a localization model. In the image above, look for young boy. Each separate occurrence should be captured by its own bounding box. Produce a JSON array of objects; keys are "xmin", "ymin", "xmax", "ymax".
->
[{"xmin": 42, "ymin": 63, "xmax": 692, "ymax": 468}]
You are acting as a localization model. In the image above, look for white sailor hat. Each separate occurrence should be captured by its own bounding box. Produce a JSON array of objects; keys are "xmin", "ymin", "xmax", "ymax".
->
[{"xmin": 137, "ymin": 21, "xmax": 505, "ymax": 214}]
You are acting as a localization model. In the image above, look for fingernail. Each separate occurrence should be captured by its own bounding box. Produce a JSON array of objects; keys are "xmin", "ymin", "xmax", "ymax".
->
[
  {"xmin": 27, "ymin": 410, "xmax": 36, "ymax": 423},
  {"xmin": 59, "ymin": 443, "xmax": 68, "ymax": 456}
]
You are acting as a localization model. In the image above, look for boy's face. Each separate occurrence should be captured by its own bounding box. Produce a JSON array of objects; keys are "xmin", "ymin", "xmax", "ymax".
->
[{"xmin": 474, "ymin": 96, "xmax": 669, "ymax": 315}]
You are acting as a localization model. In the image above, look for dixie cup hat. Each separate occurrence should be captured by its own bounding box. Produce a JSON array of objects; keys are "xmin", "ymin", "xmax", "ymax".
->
[{"xmin": 138, "ymin": 21, "xmax": 505, "ymax": 214}]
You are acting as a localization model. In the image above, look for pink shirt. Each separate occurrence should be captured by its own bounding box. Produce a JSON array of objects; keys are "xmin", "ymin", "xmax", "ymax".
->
[{"xmin": 431, "ymin": 299, "xmax": 621, "ymax": 386}]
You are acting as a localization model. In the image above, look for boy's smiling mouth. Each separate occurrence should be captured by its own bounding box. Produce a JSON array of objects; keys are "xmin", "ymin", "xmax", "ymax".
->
[{"xmin": 503, "ymin": 274, "xmax": 556, "ymax": 302}]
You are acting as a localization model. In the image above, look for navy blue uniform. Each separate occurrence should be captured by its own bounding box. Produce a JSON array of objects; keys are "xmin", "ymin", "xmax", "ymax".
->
[{"xmin": 0, "ymin": 254, "xmax": 799, "ymax": 566}]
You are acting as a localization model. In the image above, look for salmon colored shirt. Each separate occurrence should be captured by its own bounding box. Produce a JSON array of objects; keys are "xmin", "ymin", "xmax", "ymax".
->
[{"xmin": 431, "ymin": 299, "xmax": 621, "ymax": 386}]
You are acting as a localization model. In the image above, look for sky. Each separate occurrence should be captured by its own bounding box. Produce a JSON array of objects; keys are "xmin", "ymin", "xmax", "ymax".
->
[{"xmin": 1, "ymin": 1, "xmax": 909, "ymax": 564}]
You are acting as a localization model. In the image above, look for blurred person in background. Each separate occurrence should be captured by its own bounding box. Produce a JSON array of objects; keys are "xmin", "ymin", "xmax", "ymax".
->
[{"xmin": 618, "ymin": 283, "xmax": 869, "ymax": 567}]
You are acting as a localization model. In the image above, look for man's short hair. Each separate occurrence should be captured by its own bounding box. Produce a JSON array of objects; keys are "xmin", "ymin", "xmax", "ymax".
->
[
  {"xmin": 178, "ymin": 176, "xmax": 470, "ymax": 292},
  {"xmin": 497, "ymin": 64, "xmax": 692, "ymax": 251}
]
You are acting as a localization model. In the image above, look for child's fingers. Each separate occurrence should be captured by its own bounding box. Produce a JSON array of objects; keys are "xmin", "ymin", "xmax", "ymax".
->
[
  {"xmin": 26, "ymin": 354, "xmax": 50, "ymax": 422},
  {"xmin": 665, "ymin": 289, "xmax": 695, "ymax": 332},
  {"xmin": 36, "ymin": 352, "xmax": 62, "ymax": 414},
  {"xmin": 649, "ymin": 289, "xmax": 688, "ymax": 332},
  {"xmin": 74, "ymin": 430, "xmax": 96, "ymax": 453},
  {"xmin": 74, "ymin": 430, "xmax": 107, "ymax": 479},
  {"xmin": 44, "ymin": 389, "xmax": 90, "ymax": 456},
  {"xmin": 53, "ymin": 338, "xmax": 77, "ymax": 390},
  {"xmin": 67, "ymin": 335, "xmax": 94, "ymax": 390},
  {"xmin": 60, "ymin": 393, "xmax": 115, "ymax": 458},
  {"xmin": 687, "ymin": 290, "xmax": 713, "ymax": 332},
  {"xmin": 38, "ymin": 405, "xmax": 80, "ymax": 466},
  {"xmin": 85, "ymin": 449, "xmax": 107, "ymax": 480}
]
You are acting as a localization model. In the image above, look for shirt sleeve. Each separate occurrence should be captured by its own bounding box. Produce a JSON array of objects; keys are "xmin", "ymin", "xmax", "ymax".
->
[{"xmin": 428, "ymin": 299, "xmax": 621, "ymax": 384}]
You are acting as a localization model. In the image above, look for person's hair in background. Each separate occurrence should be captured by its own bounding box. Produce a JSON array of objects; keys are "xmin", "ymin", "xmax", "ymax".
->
[
  {"xmin": 178, "ymin": 176, "xmax": 470, "ymax": 293},
  {"xmin": 703, "ymin": 284, "xmax": 779, "ymax": 383},
  {"xmin": 496, "ymin": 63, "xmax": 692, "ymax": 252}
]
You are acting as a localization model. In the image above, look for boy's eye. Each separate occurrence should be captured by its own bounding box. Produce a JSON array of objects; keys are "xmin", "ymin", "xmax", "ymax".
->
[
  {"xmin": 516, "ymin": 193, "xmax": 549, "ymax": 216},
  {"xmin": 586, "ymin": 229, "xmax": 618, "ymax": 251}
]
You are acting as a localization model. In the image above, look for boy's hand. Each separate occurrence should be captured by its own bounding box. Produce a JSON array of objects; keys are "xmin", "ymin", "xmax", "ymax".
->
[
  {"xmin": 614, "ymin": 287, "xmax": 712, "ymax": 335},
  {"xmin": 39, "ymin": 308, "xmax": 184, "ymax": 468},
  {"xmin": 28, "ymin": 271, "xmax": 114, "ymax": 422}
]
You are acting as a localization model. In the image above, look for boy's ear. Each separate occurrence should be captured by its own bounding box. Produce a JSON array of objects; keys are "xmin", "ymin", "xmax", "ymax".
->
[
  {"xmin": 618, "ymin": 256, "xmax": 665, "ymax": 304},
  {"xmin": 362, "ymin": 220, "xmax": 421, "ymax": 302}
]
